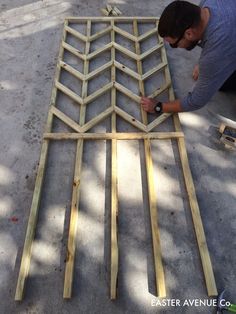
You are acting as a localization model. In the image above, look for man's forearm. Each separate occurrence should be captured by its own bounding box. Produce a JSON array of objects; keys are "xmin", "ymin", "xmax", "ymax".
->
[{"xmin": 162, "ymin": 99, "xmax": 183, "ymax": 112}]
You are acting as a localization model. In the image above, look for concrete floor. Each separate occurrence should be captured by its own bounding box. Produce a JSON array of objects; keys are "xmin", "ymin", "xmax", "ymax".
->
[{"xmin": 0, "ymin": 1, "xmax": 236, "ymax": 313}]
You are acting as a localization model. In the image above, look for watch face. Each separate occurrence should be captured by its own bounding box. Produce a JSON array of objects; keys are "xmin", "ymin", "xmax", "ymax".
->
[{"xmin": 155, "ymin": 105, "xmax": 161, "ymax": 112}]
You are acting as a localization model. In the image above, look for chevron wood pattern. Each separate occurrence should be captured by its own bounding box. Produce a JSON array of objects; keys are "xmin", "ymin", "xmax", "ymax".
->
[{"xmin": 15, "ymin": 17, "xmax": 217, "ymax": 301}]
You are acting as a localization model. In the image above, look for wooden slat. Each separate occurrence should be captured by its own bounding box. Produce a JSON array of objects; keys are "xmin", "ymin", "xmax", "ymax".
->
[
  {"xmin": 55, "ymin": 81, "xmax": 83, "ymax": 105},
  {"xmin": 43, "ymin": 132, "xmax": 184, "ymax": 140},
  {"xmin": 84, "ymin": 82, "xmax": 113, "ymax": 105},
  {"xmin": 59, "ymin": 61, "xmax": 84, "ymax": 81},
  {"xmin": 87, "ymin": 42, "xmax": 113, "ymax": 60},
  {"xmin": 110, "ymin": 19, "xmax": 118, "ymax": 300},
  {"xmin": 147, "ymin": 113, "xmax": 172, "ymax": 132},
  {"xmin": 138, "ymin": 27, "xmax": 158, "ymax": 42},
  {"xmin": 133, "ymin": 19, "xmax": 166, "ymax": 297},
  {"xmin": 139, "ymin": 43, "xmax": 163, "ymax": 60},
  {"xmin": 67, "ymin": 17, "xmax": 158, "ymax": 22},
  {"xmin": 114, "ymin": 60, "xmax": 141, "ymax": 81},
  {"xmin": 173, "ymin": 115, "xmax": 218, "ymax": 296},
  {"xmin": 89, "ymin": 26, "xmax": 113, "ymax": 42},
  {"xmin": 114, "ymin": 106, "xmax": 147, "ymax": 132},
  {"xmin": 149, "ymin": 81, "xmax": 171, "ymax": 98},
  {"xmin": 65, "ymin": 25, "xmax": 87, "ymax": 42},
  {"xmin": 80, "ymin": 107, "xmax": 113, "ymax": 133},
  {"xmin": 63, "ymin": 138, "xmax": 83, "ymax": 298},
  {"xmin": 113, "ymin": 42, "xmax": 138, "ymax": 61},
  {"xmin": 62, "ymin": 41, "xmax": 86, "ymax": 60},
  {"xmin": 114, "ymin": 82, "xmax": 140, "ymax": 103},
  {"xmin": 113, "ymin": 25, "xmax": 137, "ymax": 42},
  {"xmin": 142, "ymin": 62, "xmax": 167, "ymax": 81},
  {"xmin": 15, "ymin": 20, "xmax": 69, "ymax": 302},
  {"xmin": 63, "ymin": 20, "xmax": 92, "ymax": 299},
  {"xmin": 50, "ymin": 106, "xmax": 82, "ymax": 133},
  {"xmin": 86, "ymin": 61, "xmax": 113, "ymax": 80}
]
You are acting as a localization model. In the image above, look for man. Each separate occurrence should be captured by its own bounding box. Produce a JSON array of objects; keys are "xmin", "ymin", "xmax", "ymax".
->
[{"xmin": 141, "ymin": 0, "xmax": 236, "ymax": 114}]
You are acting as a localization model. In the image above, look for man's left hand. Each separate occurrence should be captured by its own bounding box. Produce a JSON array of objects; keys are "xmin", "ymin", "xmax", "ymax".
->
[{"xmin": 140, "ymin": 97, "xmax": 157, "ymax": 113}]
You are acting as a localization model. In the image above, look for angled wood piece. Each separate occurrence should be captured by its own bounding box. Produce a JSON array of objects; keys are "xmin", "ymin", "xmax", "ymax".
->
[
  {"xmin": 86, "ymin": 61, "xmax": 113, "ymax": 81},
  {"xmin": 150, "ymin": 81, "xmax": 171, "ymax": 98},
  {"xmin": 62, "ymin": 41, "xmax": 86, "ymax": 60},
  {"xmin": 63, "ymin": 20, "xmax": 92, "ymax": 299},
  {"xmin": 101, "ymin": 8, "xmax": 109, "ymax": 16},
  {"xmin": 55, "ymin": 81, "xmax": 83, "ymax": 105},
  {"xmin": 113, "ymin": 25, "xmax": 137, "ymax": 42},
  {"xmin": 89, "ymin": 26, "xmax": 113, "ymax": 42},
  {"xmin": 65, "ymin": 25, "xmax": 87, "ymax": 42},
  {"xmin": 87, "ymin": 42, "xmax": 113, "ymax": 60},
  {"xmin": 138, "ymin": 27, "xmax": 158, "ymax": 42},
  {"xmin": 59, "ymin": 60, "xmax": 84, "ymax": 81},
  {"xmin": 80, "ymin": 107, "xmax": 113, "ymax": 133},
  {"xmin": 142, "ymin": 62, "xmax": 167, "ymax": 81},
  {"xmin": 15, "ymin": 19, "xmax": 69, "ymax": 302},
  {"xmin": 133, "ymin": 20, "xmax": 166, "ymax": 298},
  {"xmin": 114, "ymin": 82, "xmax": 140, "ymax": 103},
  {"xmin": 114, "ymin": 60, "xmax": 141, "ymax": 81},
  {"xmin": 84, "ymin": 82, "xmax": 113, "ymax": 105},
  {"xmin": 147, "ymin": 113, "xmax": 172, "ymax": 132},
  {"xmin": 50, "ymin": 106, "xmax": 82, "ymax": 133},
  {"xmin": 139, "ymin": 43, "xmax": 163, "ymax": 60},
  {"xmin": 113, "ymin": 42, "xmax": 138, "ymax": 61},
  {"xmin": 114, "ymin": 106, "xmax": 147, "ymax": 132},
  {"xmin": 113, "ymin": 7, "xmax": 122, "ymax": 16}
]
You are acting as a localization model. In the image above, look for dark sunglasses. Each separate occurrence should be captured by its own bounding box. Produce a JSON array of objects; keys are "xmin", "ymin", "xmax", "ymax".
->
[{"xmin": 170, "ymin": 24, "xmax": 192, "ymax": 48}]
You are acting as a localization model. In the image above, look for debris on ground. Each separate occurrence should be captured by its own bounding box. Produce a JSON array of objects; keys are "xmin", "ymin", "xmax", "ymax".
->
[{"xmin": 101, "ymin": 5, "xmax": 122, "ymax": 16}]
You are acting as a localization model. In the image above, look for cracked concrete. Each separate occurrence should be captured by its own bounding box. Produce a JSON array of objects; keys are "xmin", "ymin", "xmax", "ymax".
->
[{"xmin": 0, "ymin": 1, "xmax": 235, "ymax": 314}]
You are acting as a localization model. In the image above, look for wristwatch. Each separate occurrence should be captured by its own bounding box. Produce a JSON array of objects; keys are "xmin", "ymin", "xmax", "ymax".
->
[{"xmin": 154, "ymin": 101, "xmax": 163, "ymax": 114}]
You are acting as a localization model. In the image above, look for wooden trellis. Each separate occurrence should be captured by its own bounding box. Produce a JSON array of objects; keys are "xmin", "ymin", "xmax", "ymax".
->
[{"xmin": 15, "ymin": 17, "xmax": 217, "ymax": 301}]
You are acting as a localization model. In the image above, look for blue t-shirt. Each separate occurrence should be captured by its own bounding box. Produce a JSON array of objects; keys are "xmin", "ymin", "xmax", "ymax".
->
[{"xmin": 181, "ymin": 0, "xmax": 236, "ymax": 111}]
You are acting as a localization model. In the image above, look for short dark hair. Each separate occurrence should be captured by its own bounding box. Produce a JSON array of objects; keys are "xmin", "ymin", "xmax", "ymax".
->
[{"xmin": 158, "ymin": 1, "xmax": 201, "ymax": 38}]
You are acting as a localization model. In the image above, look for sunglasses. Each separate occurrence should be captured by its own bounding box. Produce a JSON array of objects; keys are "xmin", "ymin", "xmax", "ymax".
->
[{"xmin": 170, "ymin": 24, "xmax": 192, "ymax": 48}]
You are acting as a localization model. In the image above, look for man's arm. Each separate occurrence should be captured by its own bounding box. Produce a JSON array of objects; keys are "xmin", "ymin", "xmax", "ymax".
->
[{"xmin": 141, "ymin": 97, "xmax": 183, "ymax": 113}]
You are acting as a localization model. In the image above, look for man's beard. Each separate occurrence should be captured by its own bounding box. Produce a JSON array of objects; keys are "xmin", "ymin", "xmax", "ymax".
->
[{"xmin": 185, "ymin": 40, "xmax": 199, "ymax": 51}]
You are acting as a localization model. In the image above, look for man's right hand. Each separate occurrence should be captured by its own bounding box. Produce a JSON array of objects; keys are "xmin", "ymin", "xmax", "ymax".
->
[{"xmin": 192, "ymin": 64, "xmax": 199, "ymax": 81}]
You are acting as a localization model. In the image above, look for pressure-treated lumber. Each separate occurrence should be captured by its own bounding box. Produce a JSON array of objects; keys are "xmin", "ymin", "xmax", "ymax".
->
[
  {"xmin": 133, "ymin": 20, "xmax": 166, "ymax": 297},
  {"xmin": 63, "ymin": 20, "xmax": 92, "ymax": 299},
  {"xmin": 43, "ymin": 132, "xmax": 184, "ymax": 140},
  {"xmin": 15, "ymin": 20, "xmax": 69, "ymax": 302},
  {"xmin": 173, "ymin": 114, "xmax": 218, "ymax": 296},
  {"xmin": 110, "ymin": 19, "xmax": 119, "ymax": 300},
  {"xmin": 67, "ymin": 17, "xmax": 158, "ymax": 22}
]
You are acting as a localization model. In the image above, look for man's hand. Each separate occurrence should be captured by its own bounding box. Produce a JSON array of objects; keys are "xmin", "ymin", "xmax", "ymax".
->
[
  {"xmin": 140, "ymin": 97, "xmax": 157, "ymax": 113},
  {"xmin": 192, "ymin": 64, "xmax": 199, "ymax": 81}
]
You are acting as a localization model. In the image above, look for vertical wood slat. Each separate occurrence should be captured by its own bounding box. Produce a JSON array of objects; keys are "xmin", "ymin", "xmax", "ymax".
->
[
  {"xmin": 110, "ymin": 20, "xmax": 119, "ymax": 300},
  {"xmin": 156, "ymin": 22, "xmax": 217, "ymax": 297},
  {"xmin": 133, "ymin": 20, "xmax": 166, "ymax": 297},
  {"xmin": 15, "ymin": 20, "xmax": 69, "ymax": 301},
  {"xmin": 173, "ymin": 115, "xmax": 218, "ymax": 296},
  {"xmin": 63, "ymin": 20, "xmax": 92, "ymax": 298}
]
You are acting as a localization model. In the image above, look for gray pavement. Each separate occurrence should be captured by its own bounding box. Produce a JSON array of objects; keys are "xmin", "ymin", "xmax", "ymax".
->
[{"xmin": 0, "ymin": 1, "xmax": 235, "ymax": 313}]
